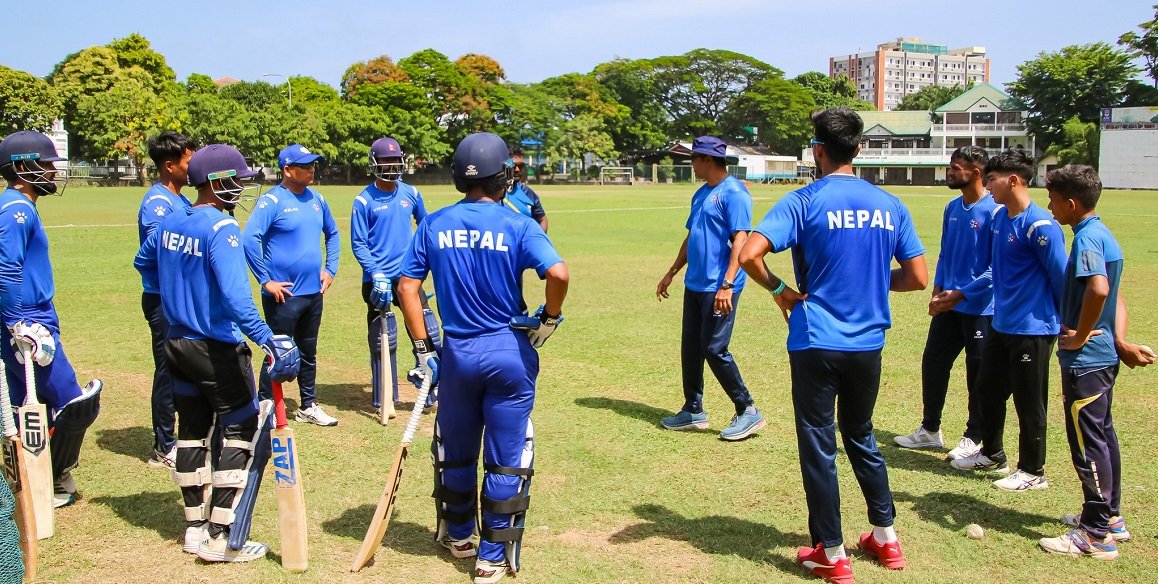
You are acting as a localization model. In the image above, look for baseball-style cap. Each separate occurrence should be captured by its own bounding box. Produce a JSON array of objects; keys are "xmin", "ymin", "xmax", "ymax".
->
[
  {"xmin": 691, "ymin": 136, "xmax": 728, "ymax": 158},
  {"xmin": 187, "ymin": 144, "xmax": 257, "ymax": 187},
  {"xmin": 278, "ymin": 144, "xmax": 323, "ymax": 169},
  {"xmin": 370, "ymin": 137, "xmax": 404, "ymax": 159}
]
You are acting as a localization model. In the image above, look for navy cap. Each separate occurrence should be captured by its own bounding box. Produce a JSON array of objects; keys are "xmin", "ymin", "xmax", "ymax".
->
[
  {"xmin": 0, "ymin": 131, "xmax": 65, "ymax": 165},
  {"xmin": 370, "ymin": 137, "xmax": 404, "ymax": 159},
  {"xmin": 278, "ymin": 144, "xmax": 323, "ymax": 169},
  {"xmin": 691, "ymin": 136, "xmax": 728, "ymax": 158},
  {"xmin": 187, "ymin": 144, "xmax": 257, "ymax": 187}
]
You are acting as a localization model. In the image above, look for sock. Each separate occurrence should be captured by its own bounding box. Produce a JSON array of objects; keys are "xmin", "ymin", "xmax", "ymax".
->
[
  {"xmin": 743, "ymin": 405, "xmax": 758, "ymax": 416},
  {"xmin": 872, "ymin": 525, "xmax": 897, "ymax": 544},
  {"xmin": 824, "ymin": 545, "xmax": 846, "ymax": 561}
]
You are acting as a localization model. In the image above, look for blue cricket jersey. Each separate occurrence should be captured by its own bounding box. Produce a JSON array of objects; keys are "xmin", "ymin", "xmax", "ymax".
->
[
  {"xmin": 754, "ymin": 174, "xmax": 925, "ymax": 352},
  {"xmin": 934, "ymin": 194, "xmax": 999, "ymax": 316},
  {"xmin": 242, "ymin": 184, "xmax": 340, "ymax": 296},
  {"xmin": 990, "ymin": 202, "xmax": 1067, "ymax": 336},
  {"xmin": 136, "ymin": 183, "xmax": 191, "ymax": 294},
  {"xmin": 504, "ymin": 183, "xmax": 546, "ymax": 223},
  {"xmin": 350, "ymin": 181, "xmax": 427, "ymax": 281},
  {"xmin": 401, "ymin": 200, "xmax": 563, "ymax": 337},
  {"xmin": 1058, "ymin": 216, "xmax": 1123, "ymax": 368},
  {"xmin": 685, "ymin": 175, "xmax": 751, "ymax": 292},
  {"xmin": 0, "ymin": 188, "xmax": 54, "ymax": 327},
  {"xmin": 134, "ymin": 206, "xmax": 274, "ymax": 346}
]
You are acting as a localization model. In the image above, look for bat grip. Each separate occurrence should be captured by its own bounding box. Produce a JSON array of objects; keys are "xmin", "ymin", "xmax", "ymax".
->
[
  {"xmin": 22, "ymin": 349, "xmax": 37, "ymax": 407},
  {"xmin": 0, "ymin": 357, "xmax": 14, "ymax": 437},
  {"xmin": 269, "ymin": 357, "xmax": 288, "ymax": 429},
  {"xmin": 400, "ymin": 376, "xmax": 431, "ymax": 445}
]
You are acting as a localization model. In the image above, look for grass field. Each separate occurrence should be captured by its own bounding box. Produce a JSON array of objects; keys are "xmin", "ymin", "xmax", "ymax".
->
[{"xmin": 22, "ymin": 181, "xmax": 1158, "ymax": 583}]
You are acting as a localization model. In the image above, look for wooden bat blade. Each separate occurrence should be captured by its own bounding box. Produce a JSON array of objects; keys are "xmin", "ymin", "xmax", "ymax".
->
[
  {"xmin": 379, "ymin": 327, "xmax": 392, "ymax": 426},
  {"xmin": 4, "ymin": 436, "xmax": 38, "ymax": 581},
  {"xmin": 350, "ymin": 442, "xmax": 408, "ymax": 572},
  {"xmin": 272, "ymin": 425, "xmax": 308, "ymax": 572},
  {"xmin": 18, "ymin": 404, "xmax": 53, "ymax": 540}
]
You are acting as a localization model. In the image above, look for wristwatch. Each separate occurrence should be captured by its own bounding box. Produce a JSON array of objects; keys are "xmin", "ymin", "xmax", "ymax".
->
[{"xmin": 721, "ymin": 279, "xmax": 735, "ymax": 290}]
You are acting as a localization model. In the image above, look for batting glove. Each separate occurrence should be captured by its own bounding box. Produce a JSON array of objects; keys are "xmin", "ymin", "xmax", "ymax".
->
[
  {"xmin": 370, "ymin": 273, "xmax": 392, "ymax": 309},
  {"xmin": 262, "ymin": 334, "xmax": 301, "ymax": 383},
  {"xmin": 510, "ymin": 305, "xmax": 563, "ymax": 349},
  {"xmin": 9, "ymin": 321, "xmax": 56, "ymax": 366},
  {"xmin": 413, "ymin": 338, "xmax": 440, "ymax": 387}
]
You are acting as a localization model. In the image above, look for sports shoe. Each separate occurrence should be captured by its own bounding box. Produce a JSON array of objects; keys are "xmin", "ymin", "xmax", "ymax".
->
[
  {"xmin": 661, "ymin": 410, "xmax": 709, "ymax": 431},
  {"xmin": 183, "ymin": 525, "xmax": 207, "ymax": 554},
  {"xmin": 796, "ymin": 543, "xmax": 854, "ymax": 584},
  {"xmin": 53, "ymin": 471, "xmax": 78, "ymax": 508},
  {"xmin": 295, "ymin": 403, "xmax": 338, "ymax": 426},
  {"xmin": 474, "ymin": 558, "xmax": 510, "ymax": 584},
  {"xmin": 1061, "ymin": 514, "xmax": 1131, "ymax": 542},
  {"xmin": 439, "ymin": 534, "xmax": 478, "ymax": 558},
  {"xmin": 197, "ymin": 532, "xmax": 268, "ymax": 563},
  {"xmin": 858, "ymin": 532, "xmax": 906, "ymax": 570},
  {"xmin": 148, "ymin": 445, "xmax": 177, "ymax": 469},
  {"xmin": 993, "ymin": 469, "xmax": 1049, "ymax": 492},
  {"xmin": 1039, "ymin": 528, "xmax": 1118, "ymax": 560},
  {"xmin": 374, "ymin": 406, "xmax": 398, "ymax": 420},
  {"xmin": 947, "ymin": 437, "xmax": 981, "ymax": 461},
  {"xmin": 949, "ymin": 451, "xmax": 1009, "ymax": 473},
  {"xmin": 893, "ymin": 425, "xmax": 943, "ymax": 449},
  {"xmin": 719, "ymin": 408, "xmax": 766, "ymax": 441}
]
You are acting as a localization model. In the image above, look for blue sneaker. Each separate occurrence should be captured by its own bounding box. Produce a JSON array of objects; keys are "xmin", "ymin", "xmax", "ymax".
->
[
  {"xmin": 719, "ymin": 408, "xmax": 766, "ymax": 441},
  {"xmin": 661, "ymin": 410, "xmax": 709, "ymax": 431}
]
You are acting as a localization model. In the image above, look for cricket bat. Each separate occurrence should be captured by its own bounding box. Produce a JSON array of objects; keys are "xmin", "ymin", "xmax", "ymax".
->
[
  {"xmin": 271, "ymin": 379, "xmax": 307, "ymax": 572},
  {"xmin": 379, "ymin": 310, "xmax": 396, "ymax": 425},
  {"xmin": 19, "ymin": 350, "xmax": 53, "ymax": 541},
  {"xmin": 350, "ymin": 375, "xmax": 432, "ymax": 572},
  {"xmin": 1, "ymin": 357, "xmax": 38, "ymax": 581}
]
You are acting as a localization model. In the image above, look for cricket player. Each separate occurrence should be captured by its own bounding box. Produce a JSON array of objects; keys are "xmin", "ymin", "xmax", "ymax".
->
[
  {"xmin": 0, "ymin": 130, "xmax": 102, "ymax": 509},
  {"xmin": 895, "ymin": 146, "xmax": 997, "ymax": 461},
  {"xmin": 350, "ymin": 137, "xmax": 440, "ymax": 414},
  {"xmin": 739, "ymin": 108, "xmax": 928, "ymax": 583},
  {"xmin": 243, "ymin": 144, "xmax": 340, "ymax": 426},
  {"xmin": 398, "ymin": 132, "xmax": 568, "ymax": 584},
  {"xmin": 136, "ymin": 131, "xmax": 196, "ymax": 469},
  {"xmin": 135, "ymin": 144, "xmax": 300, "ymax": 562},
  {"xmin": 504, "ymin": 161, "xmax": 548, "ymax": 232}
]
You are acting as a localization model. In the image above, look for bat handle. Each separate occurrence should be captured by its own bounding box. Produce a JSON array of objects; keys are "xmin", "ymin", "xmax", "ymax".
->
[
  {"xmin": 22, "ymin": 349, "xmax": 36, "ymax": 407},
  {"xmin": 400, "ymin": 376, "xmax": 431, "ymax": 445},
  {"xmin": 0, "ymin": 357, "xmax": 14, "ymax": 438},
  {"xmin": 269, "ymin": 358, "xmax": 289, "ymax": 429}
]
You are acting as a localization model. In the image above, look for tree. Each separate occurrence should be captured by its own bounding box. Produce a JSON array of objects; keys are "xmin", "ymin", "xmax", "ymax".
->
[
  {"xmin": 793, "ymin": 72, "xmax": 875, "ymax": 111},
  {"xmin": 287, "ymin": 76, "xmax": 340, "ymax": 108},
  {"xmin": 729, "ymin": 77, "xmax": 816, "ymax": 154},
  {"xmin": 73, "ymin": 77, "xmax": 183, "ymax": 183},
  {"xmin": 1119, "ymin": 4, "xmax": 1158, "ymax": 87},
  {"xmin": 592, "ymin": 58, "xmax": 669, "ymax": 154},
  {"xmin": 219, "ymin": 81, "xmax": 284, "ymax": 111},
  {"xmin": 895, "ymin": 83, "xmax": 970, "ymax": 113},
  {"xmin": 548, "ymin": 114, "xmax": 617, "ymax": 172},
  {"xmin": 1007, "ymin": 43, "xmax": 1138, "ymax": 149},
  {"xmin": 341, "ymin": 55, "xmax": 408, "ymax": 98},
  {"xmin": 1048, "ymin": 116, "xmax": 1100, "ymax": 167},
  {"xmin": 645, "ymin": 49, "xmax": 779, "ymax": 136},
  {"xmin": 106, "ymin": 33, "xmax": 175, "ymax": 88},
  {"xmin": 184, "ymin": 73, "xmax": 218, "ymax": 95},
  {"xmin": 0, "ymin": 66, "xmax": 63, "ymax": 133},
  {"xmin": 348, "ymin": 81, "xmax": 451, "ymax": 163}
]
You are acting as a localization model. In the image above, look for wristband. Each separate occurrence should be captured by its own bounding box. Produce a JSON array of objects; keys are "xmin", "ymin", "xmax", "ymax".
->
[
  {"xmin": 413, "ymin": 338, "xmax": 435, "ymax": 353},
  {"xmin": 771, "ymin": 279, "xmax": 787, "ymax": 296}
]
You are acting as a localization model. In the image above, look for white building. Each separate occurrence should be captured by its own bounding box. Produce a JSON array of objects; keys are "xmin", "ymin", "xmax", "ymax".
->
[
  {"xmin": 1098, "ymin": 106, "xmax": 1158, "ymax": 189},
  {"xmin": 830, "ymin": 37, "xmax": 989, "ymax": 111},
  {"xmin": 47, "ymin": 119, "xmax": 68, "ymax": 160}
]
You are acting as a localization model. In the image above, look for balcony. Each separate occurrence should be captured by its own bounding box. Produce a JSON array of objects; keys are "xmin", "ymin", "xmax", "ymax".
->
[
  {"xmin": 801, "ymin": 147, "xmax": 949, "ymax": 166},
  {"xmin": 932, "ymin": 123, "xmax": 1026, "ymax": 136}
]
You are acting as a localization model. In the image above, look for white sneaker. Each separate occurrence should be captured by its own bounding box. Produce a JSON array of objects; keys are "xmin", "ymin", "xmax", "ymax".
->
[
  {"xmin": 148, "ymin": 445, "xmax": 177, "ymax": 469},
  {"xmin": 295, "ymin": 403, "xmax": 338, "ymax": 426},
  {"xmin": 949, "ymin": 451, "xmax": 1009, "ymax": 473},
  {"xmin": 474, "ymin": 558, "xmax": 510, "ymax": 584},
  {"xmin": 993, "ymin": 469, "xmax": 1049, "ymax": 492},
  {"xmin": 53, "ymin": 471, "xmax": 78, "ymax": 508},
  {"xmin": 196, "ymin": 532, "xmax": 268, "ymax": 563},
  {"xmin": 439, "ymin": 534, "xmax": 478, "ymax": 558},
  {"xmin": 893, "ymin": 425, "xmax": 943, "ymax": 449},
  {"xmin": 1061, "ymin": 514, "xmax": 1131, "ymax": 541},
  {"xmin": 947, "ymin": 437, "xmax": 981, "ymax": 461},
  {"xmin": 183, "ymin": 525, "xmax": 207, "ymax": 554}
]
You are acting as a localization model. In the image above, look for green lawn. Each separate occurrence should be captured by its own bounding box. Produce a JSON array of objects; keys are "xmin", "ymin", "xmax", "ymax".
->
[{"xmin": 24, "ymin": 182, "xmax": 1158, "ymax": 583}]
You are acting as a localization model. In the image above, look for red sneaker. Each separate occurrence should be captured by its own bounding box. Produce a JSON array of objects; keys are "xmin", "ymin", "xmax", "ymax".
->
[
  {"xmin": 797, "ymin": 543, "xmax": 855, "ymax": 584},
  {"xmin": 858, "ymin": 532, "xmax": 907, "ymax": 570}
]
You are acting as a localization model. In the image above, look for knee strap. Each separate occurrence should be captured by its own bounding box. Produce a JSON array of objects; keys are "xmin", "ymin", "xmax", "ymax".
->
[
  {"xmin": 228, "ymin": 400, "xmax": 274, "ymax": 551},
  {"xmin": 208, "ymin": 412, "xmax": 262, "ymax": 528},
  {"xmin": 480, "ymin": 420, "xmax": 534, "ymax": 572}
]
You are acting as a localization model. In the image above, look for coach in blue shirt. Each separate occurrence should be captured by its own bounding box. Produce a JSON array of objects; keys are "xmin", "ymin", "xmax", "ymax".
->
[
  {"xmin": 656, "ymin": 136, "xmax": 764, "ymax": 441},
  {"xmin": 242, "ymin": 144, "xmax": 341, "ymax": 427},
  {"xmin": 740, "ymin": 108, "xmax": 928, "ymax": 582},
  {"xmin": 504, "ymin": 163, "xmax": 548, "ymax": 232}
]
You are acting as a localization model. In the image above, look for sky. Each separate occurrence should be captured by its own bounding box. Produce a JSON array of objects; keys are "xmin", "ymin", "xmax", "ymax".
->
[{"xmin": 3, "ymin": 1, "xmax": 1152, "ymax": 90}]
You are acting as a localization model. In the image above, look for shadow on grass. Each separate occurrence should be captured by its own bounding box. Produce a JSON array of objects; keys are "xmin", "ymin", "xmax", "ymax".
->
[
  {"xmin": 574, "ymin": 397, "xmax": 716, "ymax": 434},
  {"xmin": 874, "ymin": 428, "xmax": 964, "ymax": 479},
  {"xmin": 894, "ymin": 490, "xmax": 1058, "ymax": 539},
  {"xmin": 611, "ymin": 503, "xmax": 806, "ymax": 578},
  {"xmin": 316, "ymin": 382, "xmax": 423, "ymax": 416},
  {"xmin": 95, "ymin": 426, "xmax": 154, "ymax": 462},
  {"xmin": 323, "ymin": 508, "xmax": 467, "ymax": 571},
  {"xmin": 90, "ymin": 490, "xmax": 183, "ymax": 541}
]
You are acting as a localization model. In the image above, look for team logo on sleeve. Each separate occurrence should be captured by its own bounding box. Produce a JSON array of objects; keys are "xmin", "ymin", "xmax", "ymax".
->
[
  {"xmin": 228, "ymin": 234, "xmax": 239, "ymax": 247},
  {"xmin": 258, "ymin": 200, "xmax": 269, "ymax": 209},
  {"xmin": 154, "ymin": 206, "xmax": 166, "ymax": 216},
  {"xmin": 13, "ymin": 211, "xmax": 26, "ymax": 224},
  {"xmin": 1037, "ymin": 235, "xmax": 1048, "ymax": 246}
]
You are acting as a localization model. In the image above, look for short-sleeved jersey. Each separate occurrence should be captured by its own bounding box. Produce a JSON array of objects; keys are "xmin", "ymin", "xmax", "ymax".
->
[
  {"xmin": 136, "ymin": 183, "xmax": 191, "ymax": 294},
  {"xmin": 350, "ymin": 181, "xmax": 427, "ymax": 281},
  {"xmin": 401, "ymin": 200, "xmax": 563, "ymax": 337},
  {"xmin": 754, "ymin": 174, "xmax": 925, "ymax": 352},
  {"xmin": 242, "ymin": 184, "xmax": 340, "ymax": 296},
  {"xmin": 990, "ymin": 202, "xmax": 1067, "ymax": 335},
  {"xmin": 0, "ymin": 188, "xmax": 54, "ymax": 327},
  {"xmin": 1058, "ymin": 216, "xmax": 1123, "ymax": 368},
  {"xmin": 135, "ymin": 206, "xmax": 274, "ymax": 346},
  {"xmin": 934, "ymin": 194, "xmax": 1000, "ymax": 316},
  {"xmin": 504, "ymin": 183, "xmax": 546, "ymax": 223},
  {"xmin": 684, "ymin": 175, "xmax": 752, "ymax": 292}
]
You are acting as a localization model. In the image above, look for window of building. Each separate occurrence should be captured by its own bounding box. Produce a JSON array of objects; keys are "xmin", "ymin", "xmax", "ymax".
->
[
  {"xmin": 971, "ymin": 112, "xmax": 995, "ymax": 124},
  {"xmin": 945, "ymin": 112, "xmax": 970, "ymax": 124},
  {"xmin": 997, "ymin": 112, "xmax": 1022, "ymax": 124}
]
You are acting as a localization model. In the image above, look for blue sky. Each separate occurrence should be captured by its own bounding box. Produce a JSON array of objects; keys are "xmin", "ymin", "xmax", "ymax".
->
[{"xmin": 5, "ymin": 1, "xmax": 1152, "ymax": 89}]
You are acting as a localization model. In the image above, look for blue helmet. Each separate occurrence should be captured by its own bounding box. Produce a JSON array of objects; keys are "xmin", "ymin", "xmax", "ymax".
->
[
  {"xmin": 452, "ymin": 132, "xmax": 514, "ymax": 194},
  {"xmin": 0, "ymin": 130, "xmax": 68, "ymax": 196},
  {"xmin": 187, "ymin": 144, "xmax": 260, "ymax": 210}
]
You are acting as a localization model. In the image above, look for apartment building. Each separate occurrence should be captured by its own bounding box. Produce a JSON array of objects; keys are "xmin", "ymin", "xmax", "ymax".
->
[{"xmin": 830, "ymin": 37, "xmax": 990, "ymax": 111}]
